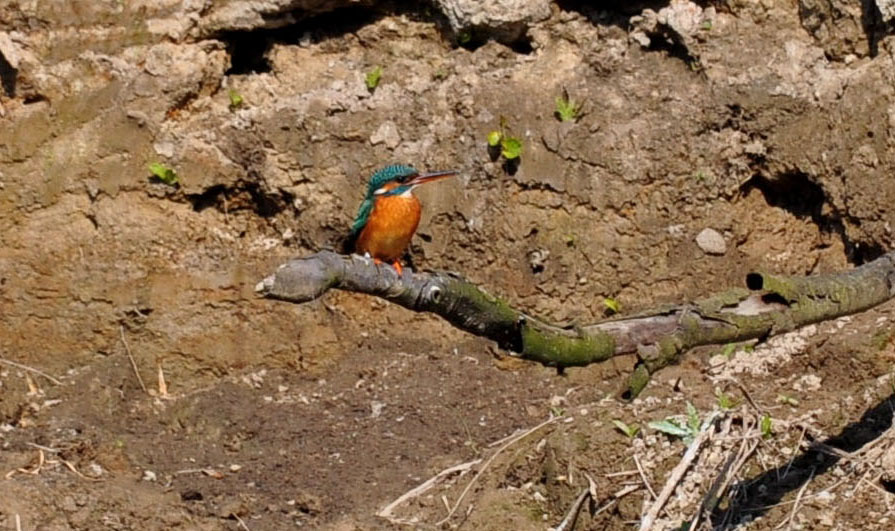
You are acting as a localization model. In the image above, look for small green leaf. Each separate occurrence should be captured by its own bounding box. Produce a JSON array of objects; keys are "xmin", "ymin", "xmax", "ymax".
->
[
  {"xmin": 603, "ymin": 297, "xmax": 620, "ymax": 314},
  {"xmin": 719, "ymin": 343, "xmax": 737, "ymax": 359},
  {"xmin": 648, "ymin": 419, "xmax": 691, "ymax": 439},
  {"xmin": 365, "ymin": 66, "xmax": 383, "ymax": 90},
  {"xmin": 776, "ymin": 394, "xmax": 800, "ymax": 407},
  {"xmin": 487, "ymin": 130, "xmax": 502, "ymax": 147},
  {"xmin": 501, "ymin": 137, "xmax": 523, "ymax": 160},
  {"xmin": 760, "ymin": 414, "xmax": 773, "ymax": 439},
  {"xmin": 228, "ymin": 89, "xmax": 244, "ymax": 110},
  {"xmin": 612, "ymin": 420, "xmax": 639, "ymax": 439},
  {"xmin": 148, "ymin": 162, "xmax": 179, "ymax": 186},
  {"xmin": 555, "ymin": 94, "xmax": 581, "ymax": 122},
  {"xmin": 686, "ymin": 402, "xmax": 700, "ymax": 433},
  {"xmin": 716, "ymin": 392, "xmax": 738, "ymax": 410}
]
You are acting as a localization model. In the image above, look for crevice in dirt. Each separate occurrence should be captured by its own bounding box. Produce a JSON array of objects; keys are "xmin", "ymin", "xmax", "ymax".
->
[
  {"xmin": 0, "ymin": 50, "xmax": 17, "ymax": 97},
  {"xmin": 742, "ymin": 173, "xmax": 826, "ymax": 220},
  {"xmin": 187, "ymin": 182, "xmax": 294, "ymax": 218},
  {"xmin": 217, "ymin": 2, "xmax": 475, "ymax": 75},
  {"xmin": 740, "ymin": 172, "xmax": 884, "ymax": 265},
  {"xmin": 23, "ymin": 94, "xmax": 47, "ymax": 105},
  {"xmin": 711, "ymin": 391, "xmax": 895, "ymax": 526},
  {"xmin": 451, "ymin": 28, "xmax": 534, "ymax": 54},
  {"xmin": 555, "ymin": 0, "xmax": 670, "ymax": 18},
  {"xmin": 644, "ymin": 30, "xmax": 702, "ymax": 71},
  {"xmin": 215, "ymin": 2, "xmax": 539, "ymax": 75},
  {"xmin": 882, "ymin": 477, "xmax": 895, "ymax": 494},
  {"xmin": 861, "ymin": 0, "xmax": 886, "ymax": 57},
  {"xmin": 165, "ymin": 90, "xmax": 200, "ymax": 120},
  {"xmin": 220, "ymin": 29, "xmax": 273, "ymax": 75},
  {"xmin": 218, "ymin": 6, "xmax": 387, "ymax": 75}
]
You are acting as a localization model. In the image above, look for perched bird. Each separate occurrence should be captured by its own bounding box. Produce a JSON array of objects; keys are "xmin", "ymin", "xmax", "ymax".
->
[{"xmin": 348, "ymin": 164, "xmax": 456, "ymax": 275}]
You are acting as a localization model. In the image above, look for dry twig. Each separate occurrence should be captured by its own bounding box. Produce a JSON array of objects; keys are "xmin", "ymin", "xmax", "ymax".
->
[
  {"xmin": 639, "ymin": 412, "xmax": 720, "ymax": 531},
  {"xmin": 691, "ymin": 419, "xmax": 760, "ymax": 530},
  {"xmin": 553, "ymin": 487, "xmax": 591, "ymax": 531},
  {"xmin": 0, "ymin": 356, "xmax": 62, "ymax": 385},
  {"xmin": 120, "ymin": 326, "xmax": 147, "ymax": 393},
  {"xmin": 232, "ymin": 513, "xmax": 250, "ymax": 531},
  {"xmin": 634, "ymin": 453, "xmax": 657, "ymax": 499},
  {"xmin": 780, "ymin": 467, "xmax": 815, "ymax": 530}
]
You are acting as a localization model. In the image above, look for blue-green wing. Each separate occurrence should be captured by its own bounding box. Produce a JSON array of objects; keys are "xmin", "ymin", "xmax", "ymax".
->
[{"xmin": 350, "ymin": 197, "xmax": 374, "ymax": 237}]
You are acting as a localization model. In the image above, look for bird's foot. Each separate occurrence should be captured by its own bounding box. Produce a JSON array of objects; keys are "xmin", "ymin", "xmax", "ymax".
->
[{"xmin": 370, "ymin": 257, "xmax": 405, "ymax": 276}]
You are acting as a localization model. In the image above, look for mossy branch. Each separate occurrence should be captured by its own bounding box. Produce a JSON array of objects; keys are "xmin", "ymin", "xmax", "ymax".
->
[{"xmin": 257, "ymin": 251, "xmax": 895, "ymax": 397}]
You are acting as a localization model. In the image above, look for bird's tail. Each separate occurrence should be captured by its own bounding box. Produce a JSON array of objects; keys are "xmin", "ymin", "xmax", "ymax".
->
[{"xmin": 340, "ymin": 230, "xmax": 358, "ymax": 255}]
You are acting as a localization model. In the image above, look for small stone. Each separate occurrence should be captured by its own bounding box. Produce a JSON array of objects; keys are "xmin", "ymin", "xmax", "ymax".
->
[
  {"xmin": 153, "ymin": 141, "xmax": 175, "ymax": 158},
  {"xmin": 142, "ymin": 470, "xmax": 157, "ymax": 482},
  {"xmin": 528, "ymin": 249, "xmax": 549, "ymax": 273},
  {"xmin": 369, "ymin": 120, "xmax": 401, "ymax": 149},
  {"xmin": 431, "ymin": 0, "xmax": 551, "ymax": 44},
  {"xmin": 877, "ymin": 0, "xmax": 895, "ymax": 22},
  {"xmin": 88, "ymin": 463, "xmax": 105, "ymax": 477},
  {"xmin": 696, "ymin": 228, "xmax": 726, "ymax": 255}
]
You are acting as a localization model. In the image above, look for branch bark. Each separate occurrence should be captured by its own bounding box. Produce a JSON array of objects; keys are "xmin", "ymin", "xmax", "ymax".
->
[{"xmin": 257, "ymin": 251, "xmax": 895, "ymax": 397}]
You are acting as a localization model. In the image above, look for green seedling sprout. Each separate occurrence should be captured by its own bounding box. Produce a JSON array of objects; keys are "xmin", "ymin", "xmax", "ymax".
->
[
  {"xmin": 487, "ymin": 117, "xmax": 524, "ymax": 163},
  {"xmin": 487, "ymin": 130, "xmax": 502, "ymax": 147},
  {"xmin": 148, "ymin": 162, "xmax": 179, "ymax": 186},
  {"xmin": 555, "ymin": 88, "xmax": 582, "ymax": 122},
  {"xmin": 365, "ymin": 66, "xmax": 383, "ymax": 91},
  {"xmin": 649, "ymin": 402, "xmax": 703, "ymax": 444},
  {"xmin": 603, "ymin": 297, "xmax": 621, "ymax": 315},
  {"xmin": 612, "ymin": 420, "xmax": 640, "ymax": 439},
  {"xmin": 776, "ymin": 394, "xmax": 800, "ymax": 407},
  {"xmin": 228, "ymin": 89, "xmax": 244, "ymax": 110},
  {"xmin": 500, "ymin": 137, "xmax": 523, "ymax": 160},
  {"xmin": 719, "ymin": 343, "xmax": 737, "ymax": 359},
  {"xmin": 760, "ymin": 414, "xmax": 773, "ymax": 439},
  {"xmin": 716, "ymin": 391, "xmax": 739, "ymax": 410},
  {"xmin": 648, "ymin": 418, "xmax": 693, "ymax": 442}
]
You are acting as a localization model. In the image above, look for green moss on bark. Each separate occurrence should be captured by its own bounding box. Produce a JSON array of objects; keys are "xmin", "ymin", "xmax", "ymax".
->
[{"xmin": 520, "ymin": 325, "xmax": 615, "ymax": 367}]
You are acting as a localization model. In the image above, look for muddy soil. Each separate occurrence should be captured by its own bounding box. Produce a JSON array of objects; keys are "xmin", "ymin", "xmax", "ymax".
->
[{"xmin": 2, "ymin": 1, "xmax": 895, "ymax": 529}]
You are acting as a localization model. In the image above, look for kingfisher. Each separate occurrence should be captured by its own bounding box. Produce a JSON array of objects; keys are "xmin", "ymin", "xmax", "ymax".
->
[{"xmin": 348, "ymin": 164, "xmax": 456, "ymax": 275}]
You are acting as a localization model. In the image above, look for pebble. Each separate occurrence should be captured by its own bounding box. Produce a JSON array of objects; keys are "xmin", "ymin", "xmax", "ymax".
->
[{"xmin": 695, "ymin": 228, "xmax": 726, "ymax": 255}]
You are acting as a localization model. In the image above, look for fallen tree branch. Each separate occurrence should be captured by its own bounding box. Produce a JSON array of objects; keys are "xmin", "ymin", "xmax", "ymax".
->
[{"xmin": 257, "ymin": 250, "xmax": 895, "ymax": 397}]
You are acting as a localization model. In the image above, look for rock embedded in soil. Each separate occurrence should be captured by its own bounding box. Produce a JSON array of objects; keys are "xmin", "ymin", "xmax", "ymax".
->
[
  {"xmin": 878, "ymin": 0, "xmax": 895, "ymax": 21},
  {"xmin": 432, "ymin": 0, "xmax": 552, "ymax": 43},
  {"xmin": 696, "ymin": 228, "xmax": 727, "ymax": 255}
]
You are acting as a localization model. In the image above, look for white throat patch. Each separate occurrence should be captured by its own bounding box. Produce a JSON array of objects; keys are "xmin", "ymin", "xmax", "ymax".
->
[{"xmin": 374, "ymin": 187, "xmax": 415, "ymax": 197}]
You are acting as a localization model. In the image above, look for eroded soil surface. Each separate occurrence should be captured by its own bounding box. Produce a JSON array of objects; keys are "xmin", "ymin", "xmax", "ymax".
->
[{"xmin": 3, "ymin": 1, "xmax": 895, "ymax": 529}]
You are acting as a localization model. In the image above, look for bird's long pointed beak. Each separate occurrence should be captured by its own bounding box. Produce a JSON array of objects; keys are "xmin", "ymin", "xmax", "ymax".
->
[{"xmin": 406, "ymin": 170, "xmax": 457, "ymax": 186}]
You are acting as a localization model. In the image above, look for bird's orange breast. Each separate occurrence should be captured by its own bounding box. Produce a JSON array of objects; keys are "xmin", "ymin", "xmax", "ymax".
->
[{"xmin": 356, "ymin": 194, "xmax": 422, "ymax": 263}]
